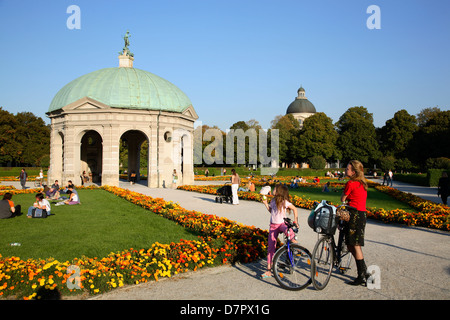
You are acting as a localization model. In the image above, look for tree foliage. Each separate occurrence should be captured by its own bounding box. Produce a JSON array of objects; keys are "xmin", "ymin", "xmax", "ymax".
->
[
  {"xmin": 296, "ymin": 112, "xmax": 341, "ymax": 162},
  {"xmin": 336, "ymin": 106, "xmax": 380, "ymax": 165},
  {"xmin": 379, "ymin": 109, "xmax": 417, "ymax": 158},
  {"xmin": 409, "ymin": 110, "xmax": 450, "ymax": 166},
  {"xmin": 0, "ymin": 107, "xmax": 50, "ymax": 167},
  {"xmin": 271, "ymin": 114, "xmax": 300, "ymax": 164}
]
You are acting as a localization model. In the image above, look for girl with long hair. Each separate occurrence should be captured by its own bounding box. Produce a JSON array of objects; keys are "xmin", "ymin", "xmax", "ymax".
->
[{"xmin": 261, "ymin": 184, "xmax": 298, "ymax": 278}]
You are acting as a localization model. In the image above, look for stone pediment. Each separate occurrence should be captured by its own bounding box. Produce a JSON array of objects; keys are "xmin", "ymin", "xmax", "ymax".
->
[
  {"xmin": 182, "ymin": 105, "xmax": 199, "ymax": 120},
  {"xmin": 62, "ymin": 97, "xmax": 111, "ymax": 112}
]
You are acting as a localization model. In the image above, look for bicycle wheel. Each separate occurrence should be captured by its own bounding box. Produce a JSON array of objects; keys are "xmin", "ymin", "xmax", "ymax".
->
[
  {"xmin": 272, "ymin": 244, "xmax": 312, "ymax": 291},
  {"xmin": 311, "ymin": 236, "xmax": 334, "ymax": 290}
]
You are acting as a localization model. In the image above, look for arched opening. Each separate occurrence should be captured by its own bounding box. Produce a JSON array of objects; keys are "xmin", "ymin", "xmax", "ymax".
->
[
  {"xmin": 80, "ymin": 130, "xmax": 103, "ymax": 184},
  {"xmin": 120, "ymin": 130, "xmax": 149, "ymax": 184},
  {"xmin": 180, "ymin": 133, "xmax": 191, "ymax": 184}
]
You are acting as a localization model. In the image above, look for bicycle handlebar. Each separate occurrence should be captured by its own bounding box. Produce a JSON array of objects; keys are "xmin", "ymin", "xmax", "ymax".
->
[
  {"xmin": 311, "ymin": 200, "xmax": 357, "ymax": 211},
  {"xmin": 283, "ymin": 217, "xmax": 298, "ymax": 233}
]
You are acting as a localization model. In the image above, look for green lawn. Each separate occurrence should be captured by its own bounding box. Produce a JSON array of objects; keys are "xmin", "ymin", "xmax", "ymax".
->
[
  {"xmin": 257, "ymin": 185, "xmax": 418, "ymax": 212},
  {"xmin": 0, "ymin": 189, "xmax": 199, "ymax": 262}
]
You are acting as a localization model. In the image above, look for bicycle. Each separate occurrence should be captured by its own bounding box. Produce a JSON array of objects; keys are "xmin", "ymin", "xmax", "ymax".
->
[
  {"xmin": 310, "ymin": 203, "xmax": 354, "ymax": 290},
  {"xmin": 272, "ymin": 217, "xmax": 312, "ymax": 291}
]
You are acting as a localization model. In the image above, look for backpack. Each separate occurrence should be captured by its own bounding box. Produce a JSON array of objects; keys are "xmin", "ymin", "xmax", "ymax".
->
[
  {"xmin": 307, "ymin": 200, "xmax": 337, "ymax": 235},
  {"xmin": 32, "ymin": 208, "xmax": 48, "ymax": 218}
]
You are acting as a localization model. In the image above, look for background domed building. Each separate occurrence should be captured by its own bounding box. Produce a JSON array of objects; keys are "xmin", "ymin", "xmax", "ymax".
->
[
  {"xmin": 286, "ymin": 86, "xmax": 316, "ymax": 127},
  {"xmin": 46, "ymin": 34, "xmax": 198, "ymax": 187}
]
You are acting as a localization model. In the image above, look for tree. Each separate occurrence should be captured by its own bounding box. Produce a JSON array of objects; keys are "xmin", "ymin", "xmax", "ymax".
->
[
  {"xmin": 15, "ymin": 112, "xmax": 50, "ymax": 167},
  {"xmin": 416, "ymin": 107, "xmax": 441, "ymax": 127},
  {"xmin": 379, "ymin": 109, "xmax": 417, "ymax": 158},
  {"xmin": 409, "ymin": 110, "xmax": 450, "ymax": 167},
  {"xmin": 296, "ymin": 112, "xmax": 341, "ymax": 162},
  {"xmin": 336, "ymin": 106, "xmax": 380, "ymax": 166},
  {"xmin": 0, "ymin": 107, "xmax": 19, "ymax": 165},
  {"xmin": 309, "ymin": 155, "xmax": 326, "ymax": 169},
  {"xmin": 271, "ymin": 114, "xmax": 301, "ymax": 165}
]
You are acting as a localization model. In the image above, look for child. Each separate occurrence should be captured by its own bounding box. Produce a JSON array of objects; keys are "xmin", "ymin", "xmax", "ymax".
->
[{"xmin": 261, "ymin": 184, "xmax": 299, "ymax": 278}]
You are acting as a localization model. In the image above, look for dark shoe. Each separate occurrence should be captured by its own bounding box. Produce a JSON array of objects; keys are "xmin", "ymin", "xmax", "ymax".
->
[
  {"xmin": 347, "ymin": 275, "xmax": 366, "ymax": 286},
  {"xmin": 347, "ymin": 259, "xmax": 367, "ymax": 286}
]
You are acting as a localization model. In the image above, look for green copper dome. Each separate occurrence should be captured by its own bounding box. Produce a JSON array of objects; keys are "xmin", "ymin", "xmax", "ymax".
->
[{"xmin": 48, "ymin": 67, "xmax": 193, "ymax": 113}]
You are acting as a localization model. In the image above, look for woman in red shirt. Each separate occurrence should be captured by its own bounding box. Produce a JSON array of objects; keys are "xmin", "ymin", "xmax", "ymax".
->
[{"xmin": 341, "ymin": 160, "xmax": 369, "ymax": 286}]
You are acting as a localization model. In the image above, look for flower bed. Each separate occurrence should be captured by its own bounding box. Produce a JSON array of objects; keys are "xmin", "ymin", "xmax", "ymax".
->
[
  {"xmin": 0, "ymin": 186, "xmax": 268, "ymax": 299},
  {"xmin": 178, "ymin": 184, "xmax": 450, "ymax": 231}
]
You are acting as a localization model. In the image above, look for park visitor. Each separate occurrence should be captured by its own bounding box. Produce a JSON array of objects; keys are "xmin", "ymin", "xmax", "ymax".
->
[
  {"xmin": 39, "ymin": 169, "xmax": 44, "ymax": 187},
  {"xmin": 231, "ymin": 169, "xmax": 240, "ymax": 205},
  {"xmin": 341, "ymin": 160, "xmax": 370, "ymax": 286},
  {"xmin": 261, "ymin": 184, "xmax": 299, "ymax": 279},
  {"xmin": 64, "ymin": 187, "xmax": 80, "ymax": 205},
  {"xmin": 0, "ymin": 193, "xmax": 21, "ymax": 219},
  {"xmin": 438, "ymin": 172, "xmax": 449, "ymax": 205},
  {"xmin": 172, "ymin": 169, "xmax": 178, "ymax": 189},
  {"xmin": 19, "ymin": 168, "xmax": 27, "ymax": 189},
  {"xmin": 46, "ymin": 180, "xmax": 60, "ymax": 199},
  {"xmin": 27, "ymin": 193, "xmax": 51, "ymax": 218}
]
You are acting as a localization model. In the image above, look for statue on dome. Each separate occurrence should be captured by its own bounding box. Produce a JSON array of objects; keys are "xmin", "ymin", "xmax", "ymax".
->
[
  {"xmin": 124, "ymin": 30, "xmax": 130, "ymax": 49},
  {"xmin": 120, "ymin": 30, "xmax": 134, "ymax": 57}
]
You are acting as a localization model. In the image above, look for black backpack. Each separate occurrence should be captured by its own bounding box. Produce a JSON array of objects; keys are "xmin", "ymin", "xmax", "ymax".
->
[
  {"xmin": 32, "ymin": 208, "xmax": 48, "ymax": 219},
  {"xmin": 308, "ymin": 200, "xmax": 337, "ymax": 235}
]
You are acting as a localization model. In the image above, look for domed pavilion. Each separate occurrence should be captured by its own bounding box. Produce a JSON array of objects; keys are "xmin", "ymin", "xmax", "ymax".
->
[
  {"xmin": 286, "ymin": 86, "xmax": 316, "ymax": 127},
  {"xmin": 46, "ymin": 32, "xmax": 198, "ymax": 187}
]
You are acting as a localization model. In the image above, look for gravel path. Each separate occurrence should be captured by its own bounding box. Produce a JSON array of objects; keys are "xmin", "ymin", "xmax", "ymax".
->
[{"xmin": 89, "ymin": 181, "xmax": 450, "ymax": 300}]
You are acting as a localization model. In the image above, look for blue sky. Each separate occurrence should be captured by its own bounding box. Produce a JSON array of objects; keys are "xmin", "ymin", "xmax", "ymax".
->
[{"xmin": 0, "ymin": 0, "xmax": 449, "ymax": 130}]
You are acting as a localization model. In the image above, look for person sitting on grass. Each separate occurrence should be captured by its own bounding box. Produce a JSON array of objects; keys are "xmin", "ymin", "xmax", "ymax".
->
[
  {"xmin": 0, "ymin": 193, "xmax": 22, "ymax": 219},
  {"xmin": 322, "ymin": 181, "xmax": 330, "ymax": 192},
  {"xmin": 64, "ymin": 187, "xmax": 80, "ymax": 205},
  {"xmin": 46, "ymin": 180, "xmax": 60, "ymax": 199},
  {"xmin": 27, "ymin": 193, "xmax": 51, "ymax": 218}
]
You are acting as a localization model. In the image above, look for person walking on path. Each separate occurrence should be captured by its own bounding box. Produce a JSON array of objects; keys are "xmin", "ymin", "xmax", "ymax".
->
[
  {"xmin": 382, "ymin": 171, "xmax": 387, "ymax": 186},
  {"xmin": 231, "ymin": 169, "xmax": 240, "ymax": 205},
  {"xmin": 261, "ymin": 184, "xmax": 299, "ymax": 279},
  {"xmin": 388, "ymin": 169, "xmax": 393, "ymax": 187},
  {"xmin": 341, "ymin": 160, "xmax": 370, "ymax": 286},
  {"xmin": 438, "ymin": 172, "xmax": 449, "ymax": 205},
  {"xmin": 19, "ymin": 168, "xmax": 27, "ymax": 189},
  {"xmin": 172, "ymin": 169, "xmax": 178, "ymax": 189}
]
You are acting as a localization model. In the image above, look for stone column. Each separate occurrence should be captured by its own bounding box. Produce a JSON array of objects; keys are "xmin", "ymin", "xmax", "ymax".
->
[
  {"xmin": 101, "ymin": 124, "xmax": 120, "ymax": 186},
  {"xmin": 62, "ymin": 126, "xmax": 78, "ymax": 186},
  {"xmin": 148, "ymin": 123, "xmax": 159, "ymax": 188},
  {"xmin": 47, "ymin": 126, "xmax": 63, "ymax": 185}
]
